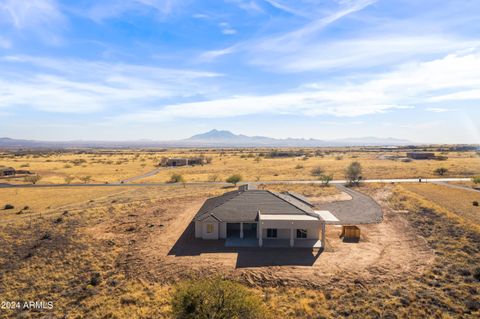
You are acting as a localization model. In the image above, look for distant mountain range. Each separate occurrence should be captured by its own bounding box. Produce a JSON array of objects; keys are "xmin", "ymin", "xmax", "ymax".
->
[
  {"xmin": 184, "ymin": 130, "xmax": 412, "ymax": 147},
  {"xmin": 0, "ymin": 130, "xmax": 414, "ymax": 149}
]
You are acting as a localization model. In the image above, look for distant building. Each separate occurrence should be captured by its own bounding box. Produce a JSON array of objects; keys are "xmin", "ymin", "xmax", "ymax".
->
[
  {"xmin": 0, "ymin": 167, "xmax": 16, "ymax": 176},
  {"xmin": 160, "ymin": 157, "xmax": 204, "ymax": 167},
  {"xmin": 406, "ymin": 152, "xmax": 436, "ymax": 160}
]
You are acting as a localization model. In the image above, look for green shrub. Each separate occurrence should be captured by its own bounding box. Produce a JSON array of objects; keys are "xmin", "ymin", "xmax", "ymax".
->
[
  {"xmin": 320, "ymin": 174, "xmax": 333, "ymax": 186},
  {"xmin": 169, "ymin": 174, "xmax": 185, "ymax": 184},
  {"xmin": 226, "ymin": 174, "xmax": 242, "ymax": 186},
  {"xmin": 171, "ymin": 278, "xmax": 267, "ymax": 319},
  {"xmin": 434, "ymin": 167, "xmax": 448, "ymax": 176},
  {"xmin": 472, "ymin": 176, "xmax": 480, "ymax": 184}
]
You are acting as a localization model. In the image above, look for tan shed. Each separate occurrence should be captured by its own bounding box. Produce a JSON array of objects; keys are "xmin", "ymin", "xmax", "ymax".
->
[{"xmin": 341, "ymin": 226, "xmax": 361, "ymax": 240}]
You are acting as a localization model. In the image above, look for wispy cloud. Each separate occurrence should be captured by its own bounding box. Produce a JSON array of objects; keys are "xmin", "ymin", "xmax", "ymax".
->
[
  {"xmin": 0, "ymin": 0, "xmax": 67, "ymax": 43},
  {"xmin": 249, "ymin": 36, "xmax": 479, "ymax": 72},
  {"xmin": 426, "ymin": 108, "xmax": 450, "ymax": 113},
  {"xmin": 262, "ymin": 0, "xmax": 311, "ymax": 17},
  {"xmin": 227, "ymin": 0, "xmax": 264, "ymax": 14},
  {"xmin": 0, "ymin": 56, "xmax": 221, "ymax": 113},
  {"xmin": 113, "ymin": 50, "xmax": 480, "ymax": 122},
  {"xmin": 219, "ymin": 22, "xmax": 237, "ymax": 35},
  {"xmin": 200, "ymin": 0, "xmax": 377, "ymax": 62}
]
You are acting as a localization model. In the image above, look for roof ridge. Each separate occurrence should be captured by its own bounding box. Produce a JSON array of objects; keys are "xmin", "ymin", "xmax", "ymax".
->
[{"xmin": 267, "ymin": 190, "xmax": 314, "ymax": 216}]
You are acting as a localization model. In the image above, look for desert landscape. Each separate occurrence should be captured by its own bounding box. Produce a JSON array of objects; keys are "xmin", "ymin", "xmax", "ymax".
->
[
  {"xmin": 1, "ymin": 147, "xmax": 479, "ymax": 318},
  {"xmin": 1, "ymin": 1, "xmax": 480, "ymax": 317}
]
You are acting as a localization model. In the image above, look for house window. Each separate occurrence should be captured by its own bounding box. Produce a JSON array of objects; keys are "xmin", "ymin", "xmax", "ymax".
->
[
  {"xmin": 267, "ymin": 228, "xmax": 277, "ymax": 238},
  {"xmin": 296, "ymin": 229, "xmax": 307, "ymax": 239},
  {"xmin": 206, "ymin": 224, "xmax": 214, "ymax": 233}
]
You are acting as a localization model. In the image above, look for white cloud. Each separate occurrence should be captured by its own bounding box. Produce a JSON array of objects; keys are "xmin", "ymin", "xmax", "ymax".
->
[
  {"xmin": 257, "ymin": 0, "xmax": 376, "ymax": 47},
  {"xmin": 0, "ymin": 56, "xmax": 221, "ymax": 113},
  {"xmin": 219, "ymin": 22, "xmax": 237, "ymax": 35},
  {"xmin": 250, "ymin": 36, "xmax": 480, "ymax": 72},
  {"xmin": 0, "ymin": 0, "xmax": 66, "ymax": 42},
  {"xmin": 262, "ymin": 0, "xmax": 311, "ymax": 17},
  {"xmin": 113, "ymin": 50, "xmax": 480, "ymax": 122},
  {"xmin": 199, "ymin": 0, "xmax": 376, "ymax": 62},
  {"xmin": 227, "ymin": 0, "xmax": 264, "ymax": 14},
  {"xmin": 198, "ymin": 45, "xmax": 238, "ymax": 62},
  {"xmin": 426, "ymin": 108, "xmax": 450, "ymax": 113}
]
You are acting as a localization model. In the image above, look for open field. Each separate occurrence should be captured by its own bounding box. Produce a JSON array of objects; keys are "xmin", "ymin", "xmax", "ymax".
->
[
  {"xmin": 1, "ymin": 149, "xmax": 479, "ymax": 185},
  {"xmin": 1, "ymin": 180, "xmax": 479, "ymax": 318},
  {"xmin": 401, "ymin": 183, "xmax": 480, "ymax": 226}
]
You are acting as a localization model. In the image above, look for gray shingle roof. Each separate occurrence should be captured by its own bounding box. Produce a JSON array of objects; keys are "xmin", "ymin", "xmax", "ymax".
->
[
  {"xmin": 195, "ymin": 189, "xmax": 315, "ymax": 222},
  {"xmin": 286, "ymin": 191, "xmax": 313, "ymax": 207}
]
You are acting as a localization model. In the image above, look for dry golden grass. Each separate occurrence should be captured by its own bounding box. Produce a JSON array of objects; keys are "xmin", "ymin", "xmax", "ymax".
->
[
  {"xmin": 0, "ymin": 184, "xmax": 224, "ymax": 319},
  {"xmin": 0, "ymin": 186, "xmax": 129, "ymax": 216},
  {"xmin": 0, "ymin": 152, "xmax": 161, "ymax": 184},
  {"xmin": 402, "ymin": 183, "xmax": 480, "ymax": 226},
  {"xmin": 1, "ymin": 149, "xmax": 479, "ymax": 185},
  {"xmin": 287, "ymin": 184, "xmax": 480, "ymax": 318},
  {"xmin": 141, "ymin": 150, "xmax": 480, "ymax": 182},
  {"xmin": 1, "ymin": 180, "xmax": 479, "ymax": 318}
]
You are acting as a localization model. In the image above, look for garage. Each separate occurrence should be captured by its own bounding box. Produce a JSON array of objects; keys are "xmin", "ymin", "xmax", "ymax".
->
[
  {"xmin": 226, "ymin": 223, "xmax": 240, "ymax": 238},
  {"xmin": 243, "ymin": 223, "xmax": 257, "ymax": 238}
]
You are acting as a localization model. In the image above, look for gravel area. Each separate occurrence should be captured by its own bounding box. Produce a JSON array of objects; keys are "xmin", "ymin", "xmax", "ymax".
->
[{"xmin": 316, "ymin": 184, "xmax": 383, "ymax": 224}]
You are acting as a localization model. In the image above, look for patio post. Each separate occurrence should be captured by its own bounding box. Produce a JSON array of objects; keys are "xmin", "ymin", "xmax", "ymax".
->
[
  {"xmin": 258, "ymin": 211, "xmax": 262, "ymax": 247},
  {"xmin": 290, "ymin": 226, "xmax": 294, "ymax": 247},
  {"xmin": 321, "ymin": 222, "xmax": 326, "ymax": 248},
  {"xmin": 240, "ymin": 222, "xmax": 243, "ymax": 238}
]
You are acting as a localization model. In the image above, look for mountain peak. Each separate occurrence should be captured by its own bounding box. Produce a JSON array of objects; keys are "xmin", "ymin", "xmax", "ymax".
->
[{"xmin": 188, "ymin": 129, "xmax": 238, "ymax": 140}]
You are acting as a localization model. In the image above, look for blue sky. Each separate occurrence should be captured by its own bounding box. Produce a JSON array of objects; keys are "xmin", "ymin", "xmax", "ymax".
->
[{"xmin": 0, "ymin": 0, "xmax": 479, "ymax": 143}]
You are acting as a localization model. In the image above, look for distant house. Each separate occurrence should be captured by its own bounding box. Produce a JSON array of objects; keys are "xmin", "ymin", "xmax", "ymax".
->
[
  {"xmin": 193, "ymin": 185, "xmax": 338, "ymax": 248},
  {"xmin": 160, "ymin": 157, "xmax": 204, "ymax": 167},
  {"xmin": 0, "ymin": 167, "xmax": 16, "ymax": 177},
  {"xmin": 406, "ymin": 152, "xmax": 436, "ymax": 160}
]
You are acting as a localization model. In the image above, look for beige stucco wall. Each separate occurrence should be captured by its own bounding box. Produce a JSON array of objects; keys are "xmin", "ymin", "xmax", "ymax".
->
[
  {"xmin": 195, "ymin": 221, "xmax": 202, "ymax": 238},
  {"xmin": 219, "ymin": 222, "xmax": 227, "ymax": 239},
  {"xmin": 197, "ymin": 219, "xmax": 219, "ymax": 240}
]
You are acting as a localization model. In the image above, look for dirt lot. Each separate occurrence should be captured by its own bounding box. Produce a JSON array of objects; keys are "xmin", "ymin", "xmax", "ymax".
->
[
  {"xmin": 1, "ymin": 183, "xmax": 478, "ymax": 318},
  {"xmin": 86, "ymin": 185, "xmax": 434, "ymax": 288}
]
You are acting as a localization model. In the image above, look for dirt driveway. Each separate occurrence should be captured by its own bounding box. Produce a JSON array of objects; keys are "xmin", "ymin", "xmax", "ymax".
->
[{"xmin": 88, "ymin": 186, "xmax": 434, "ymax": 288}]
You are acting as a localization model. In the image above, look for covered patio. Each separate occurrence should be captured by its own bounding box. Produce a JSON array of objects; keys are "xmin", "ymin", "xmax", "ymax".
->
[
  {"xmin": 225, "ymin": 237, "xmax": 322, "ymax": 248},
  {"xmin": 258, "ymin": 211, "xmax": 326, "ymax": 248}
]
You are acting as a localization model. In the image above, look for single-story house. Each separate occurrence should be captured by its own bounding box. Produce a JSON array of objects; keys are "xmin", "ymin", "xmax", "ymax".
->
[
  {"xmin": 406, "ymin": 152, "xmax": 436, "ymax": 159},
  {"xmin": 194, "ymin": 185, "xmax": 336, "ymax": 248},
  {"xmin": 0, "ymin": 167, "xmax": 16, "ymax": 177},
  {"xmin": 160, "ymin": 157, "xmax": 204, "ymax": 167}
]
